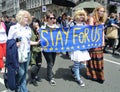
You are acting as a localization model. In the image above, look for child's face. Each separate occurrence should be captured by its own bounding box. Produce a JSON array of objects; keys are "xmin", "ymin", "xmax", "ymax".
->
[{"xmin": 76, "ymin": 14, "xmax": 85, "ymax": 22}]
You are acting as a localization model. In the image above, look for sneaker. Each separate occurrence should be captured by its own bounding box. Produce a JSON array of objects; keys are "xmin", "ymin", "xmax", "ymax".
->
[
  {"xmin": 35, "ymin": 76, "xmax": 42, "ymax": 82},
  {"xmin": 77, "ymin": 80, "xmax": 85, "ymax": 87},
  {"xmin": 32, "ymin": 79, "xmax": 38, "ymax": 86},
  {"xmin": 49, "ymin": 79, "xmax": 56, "ymax": 86},
  {"xmin": 35, "ymin": 77, "xmax": 42, "ymax": 82}
]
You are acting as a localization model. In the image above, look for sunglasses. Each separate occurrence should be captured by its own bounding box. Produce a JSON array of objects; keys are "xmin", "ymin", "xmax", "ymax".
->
[{"xmin": 50, "ymin": 17, "xmax": 55, "ymax": 20}]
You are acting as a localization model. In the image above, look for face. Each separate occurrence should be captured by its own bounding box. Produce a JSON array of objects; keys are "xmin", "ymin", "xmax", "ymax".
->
[
  {"xmin": 48, "ymin": 14, "xmax": 55, "ymax": 24},
  {"xmin": 33, "ymin": 22, "xmax": 39, "ymax": 28},
  {"xmin": 98, "ymin": 8, "xmax": 105, "ymax": 17},
  {"xmin": 76, "ymin": 14, "xmax": 85, "ymax": 22},
  {"xmin": 22, "ymin": 15, "xmax": 29, "ymax": 25},
  {"xmin": 63, "ymin": 15, "xmax": 67, "ymax": 20}
]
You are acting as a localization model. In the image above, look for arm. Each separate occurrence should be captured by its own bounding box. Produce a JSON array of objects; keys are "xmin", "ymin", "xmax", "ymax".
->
[
  {"xmin": 89, "ymin": 17, "xmax": 94, "ymax": 26},
  {"xmin": 30, "ymin": 29, "xmax": 40, "ymax": 46},
  {"xmin": 102, "ymin": 31, "xmax": 105, "ymax": 46},
  {"xmin": 7, "ymin": 26, "xmax": 15, "ymax": 40},
  {"xmin": 30, "ymin": 40, "xmax": 40, "ymax": 45},
  {"xmin": 111, "ymin": 23, "xmax": 120, "ymax": 29}
]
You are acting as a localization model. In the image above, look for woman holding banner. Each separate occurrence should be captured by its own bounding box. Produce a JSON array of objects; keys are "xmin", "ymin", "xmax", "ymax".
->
[
  {"xmin": 70, "ymin": 9, "xmax": 91, "ymax": 87},
  {"xmin": 41, "ymin": 12, "xmax": 59, "ymax": 86},
  {"xmin": 86, "ymin": 6, "xmax": 107, "ymax": 83}
]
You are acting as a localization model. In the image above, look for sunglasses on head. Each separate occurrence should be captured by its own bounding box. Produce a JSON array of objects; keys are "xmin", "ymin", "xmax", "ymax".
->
[{"xmin": 50, "ymin": 17, "xmax": 55, "ymax": 20}]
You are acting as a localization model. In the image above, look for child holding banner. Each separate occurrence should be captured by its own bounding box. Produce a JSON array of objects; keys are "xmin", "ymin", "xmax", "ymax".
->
[
  {"xmin": 86, "ymin": 6, "xmax": 107, "ymax": 83},
  {"xmin": 70, "ymin": 9, "xmax": 91, "ymax": 87}
]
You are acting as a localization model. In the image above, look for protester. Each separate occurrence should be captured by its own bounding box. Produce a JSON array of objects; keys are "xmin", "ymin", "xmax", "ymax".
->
[
  {"xmin": 0, "ymin": 16, "xmax": 7, "ymax": 73},
  {"xmin": 41, "ymin": 12, "xmax": 59, "ymax": 85},
  {"xmin": 104, "ymin": 13, "xmax": 119, "ymax": 54},
  {"xmin": 10, "ymin": 15, "xmax": 17, "ymax": 26},
  {"xmin": 86, "ymin": 6, "xmax": 107, "ymax": 83},
  {"xmin": 70, "ymin": 9, "xmax": 90, "ymax": 87},
  {"xmin": 29, "ymin": 18, "xmax": 42, "ymax": 86},
  {"xmin": 8, "ymin": 10, "xmax": 39, "ymax": 92},
  {"xmin": 4, "ymin": 15, "xmax": 11, "ymax": 36},
  {"xmin": 60, "ymin": 12, "xmax": 70, "ymax": 57}
]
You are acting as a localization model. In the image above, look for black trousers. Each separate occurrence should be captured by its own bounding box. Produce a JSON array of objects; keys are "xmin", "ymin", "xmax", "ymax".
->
[
  {"xmin": 30, "ymin": 51, "xmax": 42, "ymax": 79},
  {"xmin": 43, "ymin": 52, "xmax": 56, "ymax": 81}
]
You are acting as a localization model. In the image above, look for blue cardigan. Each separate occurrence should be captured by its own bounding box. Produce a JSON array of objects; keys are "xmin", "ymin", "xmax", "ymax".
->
[{"xmin": 6, "ymin": 39, "xmax": 19, "ymax": 70}]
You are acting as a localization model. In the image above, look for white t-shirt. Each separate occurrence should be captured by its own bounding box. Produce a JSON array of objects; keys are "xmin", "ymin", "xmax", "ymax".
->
[
  {"xmin": 0, "ymin": 27, "xmax": 7, "ymax": 43},
  {"xmin": 8, "ymin": 23, "xmax": 32, "ymax": 63}
]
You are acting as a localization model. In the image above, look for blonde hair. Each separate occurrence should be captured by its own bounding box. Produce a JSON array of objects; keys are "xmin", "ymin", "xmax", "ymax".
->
[
  {"xmin": 92, "ymin": 6, "xmax": 107, "ymax": 24},
  {"xmin": 16, "ymin": 10, "xmax": 32, "ymax": 25},
  {"xmin": 74, "ymin": 9, "xmax": 87, "ymax": 21}
]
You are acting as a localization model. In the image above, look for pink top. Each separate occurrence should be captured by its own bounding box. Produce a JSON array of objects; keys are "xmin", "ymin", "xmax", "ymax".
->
[{"xmin": 0, "ymin": 22, "xmax": 7, "ymax": 43}]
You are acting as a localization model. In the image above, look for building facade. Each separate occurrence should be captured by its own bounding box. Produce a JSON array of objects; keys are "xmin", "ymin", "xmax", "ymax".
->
[
  {"xmin": 26, "ymin": 0, "xmax": 72, "ymax": 19},
  {"xmin": 0, "ymin": 0, "xmax": 2, "ymax": 16},
  {"xmin": 1, "ymin": 0, "xmax": 120, "ymax": 18},
  {"xmin": 1, "ymin": 0, "xmax": 19, "ymax": 16}
]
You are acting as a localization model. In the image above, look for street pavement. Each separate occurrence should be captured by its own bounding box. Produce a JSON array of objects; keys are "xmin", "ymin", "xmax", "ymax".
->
[{"xmin": 0, "ymin": 51, "xmax": 120, "ymax": 92}]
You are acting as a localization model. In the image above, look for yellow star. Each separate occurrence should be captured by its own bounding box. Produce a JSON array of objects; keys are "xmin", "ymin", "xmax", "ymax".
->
[
  {"xmin": 61, "ymin": 47, "xmax": 64, "ymax": 50},
  {"xmin": 44, "ymin": 48, "xmax": 47, "ymax": 51},
  {"xmin": 66, "ymin": 47, "xmax": 70, "ymax": 50},
  {"xmin": 88, "ymin": 44, "xmax": 90, "ymax": 47},
  {"xmin": 55, "ymin": 48, "xmax": 58, "ymax": 50},
  {"xmin": 77, "ymin": 46, "xmax": 80, "ymax": 48},
  {"xmin": 50, "ymin": 47, "xmax": 53, "ymax": 51},
  {"xmin": 71, "ymin": 46, "xmax": 74, "ymax": 49},
  {"xmin": 82, "ymin": 45, "xmax": 85, "ymax": 48},
  {"xmin": 99, "ymin": 44, "xmax": 101, "ymax": 46}
]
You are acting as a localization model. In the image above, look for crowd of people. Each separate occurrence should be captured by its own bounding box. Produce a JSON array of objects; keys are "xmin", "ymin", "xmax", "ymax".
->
[{"xmin": 0, "ymin": 5, "xmax": 120, "ymax": 92}]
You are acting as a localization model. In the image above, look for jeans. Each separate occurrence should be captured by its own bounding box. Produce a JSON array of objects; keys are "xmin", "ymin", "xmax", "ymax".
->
[
  {"xmin": 17, "ymin": 53, "xmax": 30, "ymax": 92},
  {"xmin": 43, "ymin": 52, "xmax": 56, "ymax": 81},
  {"xmin": 72, "ymin": 61, "xmax": 86, "ymax": 81}
]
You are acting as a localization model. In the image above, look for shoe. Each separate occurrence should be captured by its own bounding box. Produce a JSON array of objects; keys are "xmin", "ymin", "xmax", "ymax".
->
[
  {"xmin": 77, "ymin": 80, "xmax": 85, "ymax": 87},
  {"xmin": 32, "ymin": 79, "xmax": 38, "ymax": 86},
  {"xmin": 35, "ymin": 77, "xmax": 42, "ymax": 82},
  {"xmin": 49, "ymin": 78, "xmax": 56, "ymax": 86},
  {"xmin": 97, "ymin": 79, "xmax": 104, "ymax": 84}
]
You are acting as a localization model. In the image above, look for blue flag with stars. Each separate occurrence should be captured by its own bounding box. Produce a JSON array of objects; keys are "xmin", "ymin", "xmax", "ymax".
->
[{"xmin": 40, "ymin": 25, "xmax": 103, "ymax": 52}]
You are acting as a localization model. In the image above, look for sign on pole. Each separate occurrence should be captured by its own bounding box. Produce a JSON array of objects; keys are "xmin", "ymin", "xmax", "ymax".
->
[{"xmin": 42, "ymin": 6, "xmax": 47, "ymax": 12}]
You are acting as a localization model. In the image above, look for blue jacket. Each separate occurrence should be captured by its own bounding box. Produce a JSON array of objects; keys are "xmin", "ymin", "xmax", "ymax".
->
[
  {"xmin": 6, "ymin": 39, "xmax": 19, "ymax": 90},
  {"xmin": 6, "ymin": 39, "xmax": 19, "ymax": 70}
]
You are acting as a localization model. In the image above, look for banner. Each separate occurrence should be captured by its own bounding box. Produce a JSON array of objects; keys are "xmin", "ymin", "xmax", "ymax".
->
[{"xmin": 40, "ymin": 25, "xmax": 103, "ymax": 52}]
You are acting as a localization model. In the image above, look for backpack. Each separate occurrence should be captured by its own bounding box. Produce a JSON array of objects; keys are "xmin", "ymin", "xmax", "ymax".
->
[{"xmin": 4, "ymin": 39, "xmax": 19, "ymax": 91}]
